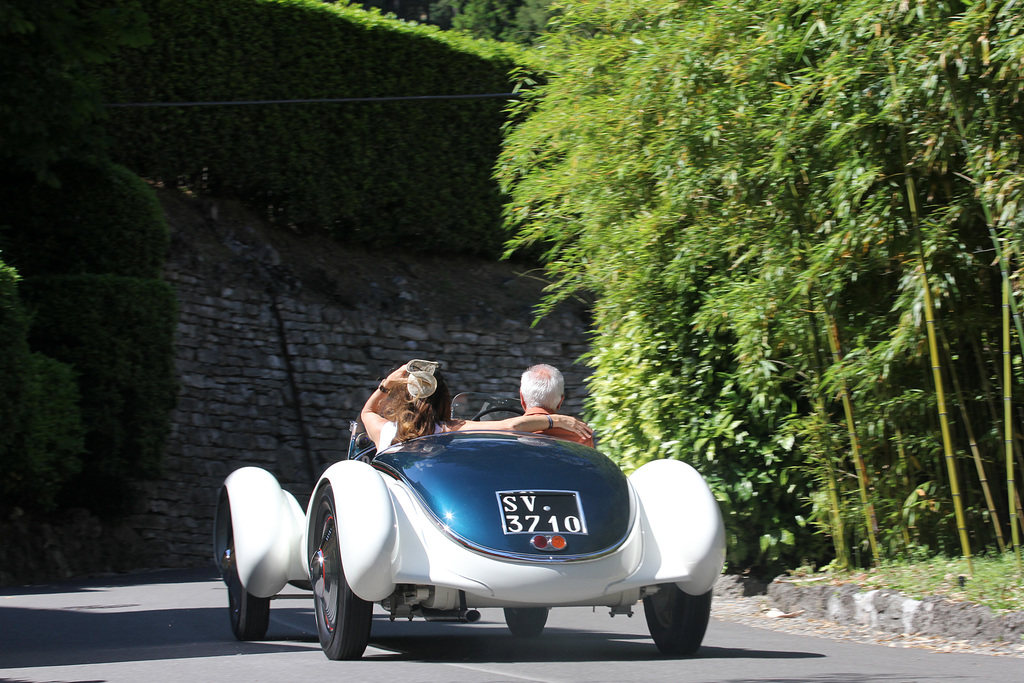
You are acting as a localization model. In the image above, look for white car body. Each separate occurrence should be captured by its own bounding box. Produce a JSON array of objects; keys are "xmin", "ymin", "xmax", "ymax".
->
[{"xmin": 215, "ymin": 429, "xmax": 726, "ymax": 659}]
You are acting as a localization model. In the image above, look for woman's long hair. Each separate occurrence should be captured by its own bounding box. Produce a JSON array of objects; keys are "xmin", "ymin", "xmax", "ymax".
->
[{"xmin": 380, "ymin": 369, "xmax": 452, "ymax": 443}]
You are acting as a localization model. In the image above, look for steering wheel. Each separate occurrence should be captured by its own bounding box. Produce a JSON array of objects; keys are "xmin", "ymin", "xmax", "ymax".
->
[{"xmin": 472, "ymin": 405, "xmax": 524, "ymax": 421}]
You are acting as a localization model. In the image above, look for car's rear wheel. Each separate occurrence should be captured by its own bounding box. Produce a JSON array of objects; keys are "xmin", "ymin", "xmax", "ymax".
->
[
  {"xmin": 217, "ymin": 490, "xmax": 271, "ymax": 641},
  {"xmin": 643, "ymin": 585, "xmax": 712, "ymax": 656},
  {"xmin": 309, "ymin": 484, "xmax": 372, "ymax": 660},
  {"xmin": 227, "ymin": 550, "xmax": 271, "ymax": 640},
  {"xmin": 503, "ymin": 607, "xmax": 549, "ymax": 637}
]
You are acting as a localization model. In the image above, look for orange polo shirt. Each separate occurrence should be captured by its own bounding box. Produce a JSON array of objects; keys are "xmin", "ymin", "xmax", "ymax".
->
[{"xmin": 523, "ymin": 406, "xmax": 594, "ymax": 448}]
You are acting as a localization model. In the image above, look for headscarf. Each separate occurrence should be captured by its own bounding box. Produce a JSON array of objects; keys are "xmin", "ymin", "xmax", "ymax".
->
[{"xmin": 405, "ymin": 359, "xmax": 439, "ymax": 400}]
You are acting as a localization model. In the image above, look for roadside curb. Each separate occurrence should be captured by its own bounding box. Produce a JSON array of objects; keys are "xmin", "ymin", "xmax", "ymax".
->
[{"xmin": 714, "ymin": 575, "xmax": 1024, "ymax": 648}]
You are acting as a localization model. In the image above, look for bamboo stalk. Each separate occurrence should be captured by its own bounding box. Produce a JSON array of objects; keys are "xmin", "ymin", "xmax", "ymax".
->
[
  {"xmin": 940, "ymin": 327, "xmax": 1006, "ymax": 551},
  {"xmin": 910, "ymin": 191, "xmax": 973, "ymax": 575},
  {"xmin": 825, "ymin": 309, "xmax": 880, "ymax": 566},
  {"xmin": 887, "ymin": 54, "xmax": 972, "ymax": 574},
  {"xmin": 1006, "ymin": 281, "xmax": 1022, "ymax": 572},
  {"xmin": 807, "ymin": 299, "xmax": 849, "ymax": 569},
  {"xmin": 944, "ymin": 68, "xmax": 1019, "ymax": 572},
  {"xmin": 894, "ymin": 426, "xmax": 913, "ymax": 551},
  {"xmin": 1009, "ymin": 418, "xmax": 1024, "ymax": 539}
]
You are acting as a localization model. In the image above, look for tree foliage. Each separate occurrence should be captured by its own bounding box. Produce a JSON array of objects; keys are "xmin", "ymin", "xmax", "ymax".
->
[
  {"xmin": 444, "ymin": 0, "xmax": 555, "ymax": 43},
  {"xmin": 500, "ymin": 0, "xmax": 1024, "ymax": 572},
  {"xmin": 350, "ymin": 1, "xmax": 449, "ymax": 25},
  {"xmin": 351, "ymin": 0, "xmax": 555, "ymax": 43},
  {"xmin": 0, "ymin": 0, "xmax": 149, "ymax": 183}
]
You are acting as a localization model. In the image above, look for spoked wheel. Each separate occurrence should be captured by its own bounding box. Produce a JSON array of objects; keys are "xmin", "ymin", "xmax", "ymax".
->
[
  {"xmin": 218, "ymin": 494, "xmax": 270, "ymax": 641},
  {"xmin": 643, "ymin": 584, "xmax": 712, "ymax": 656},
  {"xmin": 309, "ymin": 484, "xmax": 373, "ymax": 660},
  {"xmin": 503, "ymin": 607, "xmax": 549, "ymax": 637}
]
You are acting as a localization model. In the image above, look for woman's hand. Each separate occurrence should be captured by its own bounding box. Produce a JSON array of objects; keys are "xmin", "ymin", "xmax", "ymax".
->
[{"xmin": 380, "ymin": 363, "xmax": 409, "ymax": 392}]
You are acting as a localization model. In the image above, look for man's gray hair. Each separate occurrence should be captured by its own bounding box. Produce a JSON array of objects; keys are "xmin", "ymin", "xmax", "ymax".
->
[{"xmin": 520, "ymin": 364, "xmax": 565, "ymax": 411}]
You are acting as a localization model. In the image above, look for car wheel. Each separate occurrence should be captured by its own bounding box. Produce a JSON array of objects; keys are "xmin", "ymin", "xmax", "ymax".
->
[
  {"xmin": 643, "ymin": 584, "xmax": 712, "ymax": 656},
  {"xmin": 503, "ymin": 607, "xmax": 549, "ymax": 637},
  {"xmin": 220, "ymin": 501, "xmax": 270, "ymax": 641},
  {"xmin": 309, "ymin": 484, "xmax": 372, "ymax": 660}
]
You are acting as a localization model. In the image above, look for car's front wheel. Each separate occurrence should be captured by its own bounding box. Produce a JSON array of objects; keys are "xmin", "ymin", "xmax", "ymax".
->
[
  {"xmin": 309, "ymin": 484, "xmax": 373, "ymax": 660},
  {"xmin": 643, "ymin": 584, "xmax": 712, "ymax": 656},
  {"xmin": 503, "ymin": 607, "xmax": 549, "ymax": 637}
]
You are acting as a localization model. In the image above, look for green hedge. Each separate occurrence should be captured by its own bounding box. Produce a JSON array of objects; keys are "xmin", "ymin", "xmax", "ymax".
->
[
  {"xmin": 22, "ymin": 274, "xmax": 177, "ymax": 512},
  {"xmin": 0, "ymin": 260, "xmax": 30, "ymax": 464},
  {"xmin": 95, "ymin": 0, "xmax": 532, "ymax": 256},
  {"xmin": 0, "ymin": 158, "xmax": 169, "ymax": 279},
  {"xmin": 1, "ymin": 156, "xmax": 176, "ymax": 514},
  {"xmin": 4, "ymin": 352, "xmax": 86, "ymax": 512},
  {"xmin": 0, "ymin": 260, "xmax": 85, "ymax": 513}
]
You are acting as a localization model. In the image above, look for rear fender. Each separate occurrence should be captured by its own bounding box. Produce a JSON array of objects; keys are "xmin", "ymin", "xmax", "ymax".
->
[
  {"xmin": 629, "ymin": 459, "xmax": 726, "ymax": 595},
  {"xmin": 214, "ymin": 466, "xmax": 306, "ymax": 598},
  {"xmin": 311, "ymin": 460, "xmax": 398, "ymax": 601}
]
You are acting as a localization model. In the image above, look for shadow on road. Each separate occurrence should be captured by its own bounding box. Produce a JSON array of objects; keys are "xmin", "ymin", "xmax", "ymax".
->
[
  {"xmin": 0, "ymin": 568, "xmax": 221, "ymax": 597},
  {"xmin": 0, "ymin": 605, "xmax": 317, "ymax": 669},
  {"xmin": 363, "ymin": 616, "xmax": 825, "ymax": 663}
]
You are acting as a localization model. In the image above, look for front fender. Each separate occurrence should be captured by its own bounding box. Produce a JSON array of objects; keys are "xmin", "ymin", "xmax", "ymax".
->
[
  {"xmin": 311, "ymin": 460, "xmax": 398, "ymax": 601},
  {"xmin": 630, "ymin": 459, "xmax": 725, "ymax": 595},
  {"xmin": 214, "ymin": 466, "xmax": 306, "ymax": 598}
]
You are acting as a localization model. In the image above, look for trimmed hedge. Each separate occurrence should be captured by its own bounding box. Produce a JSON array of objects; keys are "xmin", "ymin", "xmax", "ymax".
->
[
  {"xmin": 1, "ymin": 158, "xmax": 177, "ymax": 514},
  {"xmin": 4, "ymin": 352, "xmax": 85, "ymax": 512},
  {"xmin": 0, "ymin": 260, "xmax": 85, "ymax": 513},
  {"xmin": 0, "ymin": 159, "xmax": 169, "ymax": 279},
  {"xmin": 95, "ymin": 0, "xmax": 532, "ymax": 256},
  {"xmin": 0, "ymin": 260, "xmax": 30, "ymax": 463},
  {"xmin": 22, "ymin": 274, "xmax": 178, "ymax": 513}
]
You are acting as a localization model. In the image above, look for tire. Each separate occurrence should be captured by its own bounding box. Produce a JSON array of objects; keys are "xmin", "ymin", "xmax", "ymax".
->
[
  {"xmin": 503, "ymin": 607, "xmax": 549, "ymax": 638},
  {"xmin": 643, "ymin": 585, "xmax": 712, "ymax": 656},
  {"xmin": 222, "ymin": 509, "xmax": 271, "ymax": 641},
  {"xmin": 309, "ymin": 484, "xmax": 373, "ymax": 660}
]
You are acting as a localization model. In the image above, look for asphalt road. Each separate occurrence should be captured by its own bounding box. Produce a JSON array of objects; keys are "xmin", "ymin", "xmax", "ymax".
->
[{"xmin": 0, "ymin": 568, "xmax": 1019, "ymax": 682}]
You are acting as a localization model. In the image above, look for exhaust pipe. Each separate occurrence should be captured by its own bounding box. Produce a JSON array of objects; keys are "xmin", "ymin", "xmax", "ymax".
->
[{"xmin": 420, "ymin": 607, "xmax": 482, "ymax": 623}]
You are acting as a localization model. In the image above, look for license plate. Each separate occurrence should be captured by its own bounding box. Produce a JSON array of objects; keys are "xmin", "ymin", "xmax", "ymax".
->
[{"xmin": 496, "ymin": 490, "xmax": 588, "ymax": 535}]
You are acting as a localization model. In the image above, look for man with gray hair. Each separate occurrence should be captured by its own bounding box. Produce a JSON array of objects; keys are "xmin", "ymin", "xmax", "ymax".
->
[{"xmin": 520, "ymin": 364, "xmax": 594, "ymax": 447}]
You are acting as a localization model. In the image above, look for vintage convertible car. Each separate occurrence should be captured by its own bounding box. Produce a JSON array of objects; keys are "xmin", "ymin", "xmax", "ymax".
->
[{"xmin": 213, "ymin": 393, "xmax": 726, "ymax": 659}]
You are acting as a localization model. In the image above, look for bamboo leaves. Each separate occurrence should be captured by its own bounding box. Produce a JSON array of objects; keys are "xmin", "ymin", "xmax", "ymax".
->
[{"xmin": 501, "ymin": 0, "xmax": 1024, "ymax": 572}]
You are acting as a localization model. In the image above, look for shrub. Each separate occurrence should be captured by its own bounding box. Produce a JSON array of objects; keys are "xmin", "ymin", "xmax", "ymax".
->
[
  {"xmin": 0, "ymin": 260, "xmax": 85, "ymax": 513},
  {"xmin": 21, "ymin": 274, "xmax": 177, "ymax": 513},
  {"xmin": 3, "ymin": 353, "xmax": 85, "ymax": 512},
  {"xmin": 0, "ymin": 158, "xmax": 169, "ymax": 279},
  {"xmin": 0, "ymin": 259, "xmax": 30, "ymax": 461}
]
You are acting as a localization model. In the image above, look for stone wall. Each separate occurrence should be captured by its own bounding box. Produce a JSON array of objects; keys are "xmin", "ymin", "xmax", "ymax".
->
[{"xmin": 0, "ymin": 192, "xmax": 593, "ymax": 584}]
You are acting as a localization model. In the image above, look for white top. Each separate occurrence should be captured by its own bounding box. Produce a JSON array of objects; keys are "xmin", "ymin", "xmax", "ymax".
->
[{"xmin": 378, "ymin": 421, "xmax": 444, "ymax": 450}]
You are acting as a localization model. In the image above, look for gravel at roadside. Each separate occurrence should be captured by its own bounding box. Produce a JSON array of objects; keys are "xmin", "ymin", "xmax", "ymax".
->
[{"xmin": 712, "ymin": 575, "xmax": 1024, "ymax": 658}]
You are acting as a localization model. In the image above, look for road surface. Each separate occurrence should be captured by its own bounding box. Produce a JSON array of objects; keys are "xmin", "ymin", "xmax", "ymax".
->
[{"xmin": 0, "ymin": 568, "xmax": 1019, "ymax": 682}]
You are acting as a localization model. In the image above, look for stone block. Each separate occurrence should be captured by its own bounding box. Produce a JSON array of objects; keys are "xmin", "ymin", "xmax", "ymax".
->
[{"xmin": 397, "ymin": 323, "xmax": 430, "ymax": 341}]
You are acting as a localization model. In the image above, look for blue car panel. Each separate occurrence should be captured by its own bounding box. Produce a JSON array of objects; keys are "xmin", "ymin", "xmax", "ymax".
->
[{"xmin": 373, "ymin": 431, "xmax": 632, "ymax": 561}]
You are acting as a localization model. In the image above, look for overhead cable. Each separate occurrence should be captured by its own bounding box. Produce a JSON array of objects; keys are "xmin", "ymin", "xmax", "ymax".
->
[{"xmin": 104, "ymin": 92, "xmax": 522, "ymax": 108}]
